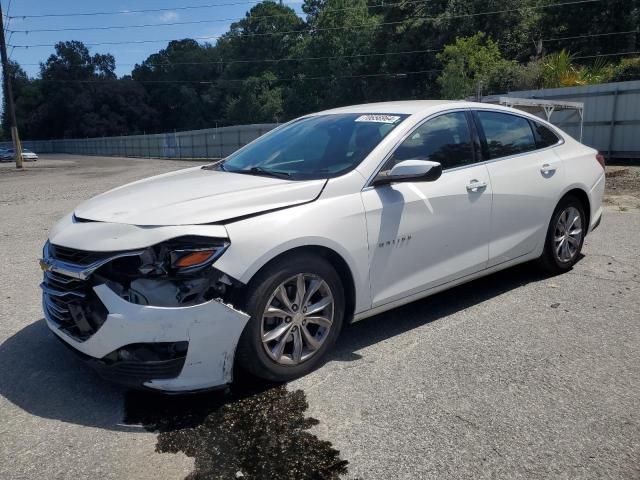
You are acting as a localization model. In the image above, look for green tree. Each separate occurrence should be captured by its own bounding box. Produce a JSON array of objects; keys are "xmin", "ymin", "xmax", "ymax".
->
[
  {"xmin": 217, "ymin": 1, "xmax": 305, "ymax": 80},
  {"xmin": 610, "ymin": 57, "xmax": 640, "ymax": 82},
  {"xmin": 216, "ymin": 1, "xmax": 305, "ymax": 121},
  {"xmin": 288, "ymin": 0, "xmax": 382, "ymax": 113},
  {"xmin": 437, "ymin": 33, "xmax": 517, "ymax": 98},
  {"xmin": 132, "ymin": 39, "xmax": 222, "ymax": 131},
  {"xmin": 532, "ymin": 0, "xmax": 639, "ymax": 58},
  {"xmin": 226, "ymin": 72, "xmax": 284, "ymax": 124},
  {"xmin": 6, "ymin": 0, "xmax": 639, "ymax": 141},
  {"xmin": 1, "ymin": 61, "xmax": 33, "ymax": 139},
  {"xmin": 540, "ymin": 50, "xmax": 614, "ymax": 88},
  {"xmin": 19, "ymin": 41, "xmax": 157, "ymax": 139}
]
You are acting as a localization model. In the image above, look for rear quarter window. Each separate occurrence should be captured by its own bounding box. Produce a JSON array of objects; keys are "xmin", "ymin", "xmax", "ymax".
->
[{"xmin": 531, "ymin": 121, "xmax": 561, "ymax": 148}]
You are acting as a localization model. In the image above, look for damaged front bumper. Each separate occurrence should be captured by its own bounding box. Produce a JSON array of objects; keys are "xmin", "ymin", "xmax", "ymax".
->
[
  {"xmin": 44, "ymin": 283, "xmax": 250, "ymax": 392},
  {"xmin": 40, "ymin": 217, "xmax": 252, "ymax": 392}
]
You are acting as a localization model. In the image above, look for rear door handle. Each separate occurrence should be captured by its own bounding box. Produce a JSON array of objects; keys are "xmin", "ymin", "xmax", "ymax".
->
[
  {"xmin": 466, "ymin": 180, "xmax": 487, "ymax": 192},
  {"xmin": 541, "ymin": 163, "xmax": 557, "ymax": 174}
]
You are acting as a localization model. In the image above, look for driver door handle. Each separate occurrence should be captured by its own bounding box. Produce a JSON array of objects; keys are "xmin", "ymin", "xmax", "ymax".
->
[{"xmin": 466, "ymin": 180, "xmax": 487, "ymax": 192}]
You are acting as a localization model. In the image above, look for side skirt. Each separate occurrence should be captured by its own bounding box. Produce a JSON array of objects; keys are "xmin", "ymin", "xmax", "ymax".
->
[{"xmin": 351, "ymin": 251, "xmax": 538, "ymax": 323}]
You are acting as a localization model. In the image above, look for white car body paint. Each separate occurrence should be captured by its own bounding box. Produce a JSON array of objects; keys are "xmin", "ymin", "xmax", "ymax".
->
[
  {"xmin": 216, "ymin": 169, "xmax": 373, "ymax": 314},
  {"xmin": 46, "ymin": 284, "xmax": 249, "ymax": 391},
  {"xmin": 361, "ymin": 162, "xmax": 493, "ymax": 307},
  {"xmin": 74, "ymin": 166, "xmax": 326, "ymax": 226},
  {"xmin": 484, "ymin": 145, "xmax": 567, "ymax": 267},
  {"xmin": 387, "ymin": 159, "xmax": 441, "ymax": 177},
  {"xmin": 49, "ymin": 213, "xmax": 229, "ymax": 251},
  {"xmin": 41, "ymin": 100, "xmax": 604, "ymax": 391}
]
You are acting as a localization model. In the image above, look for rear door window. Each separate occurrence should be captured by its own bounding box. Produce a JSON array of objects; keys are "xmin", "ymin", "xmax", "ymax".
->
[{"xmin": 476, "ymin": 111, "xmax": 537, "ymax": 159}]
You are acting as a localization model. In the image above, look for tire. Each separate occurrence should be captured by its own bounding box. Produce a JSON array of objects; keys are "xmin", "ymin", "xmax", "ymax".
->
[
  {"xmin": 235, "ymin": 253, "xmax": 345, "ymax": 382},
  {"xmin": 538, "ymin": 195, "xmax": 587, "ymax": 274}
]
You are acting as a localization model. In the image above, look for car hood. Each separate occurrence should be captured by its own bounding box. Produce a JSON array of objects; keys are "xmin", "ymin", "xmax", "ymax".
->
[{"xmin": 74, "ymin": 166, "xmax": 327, "ymax": 226}]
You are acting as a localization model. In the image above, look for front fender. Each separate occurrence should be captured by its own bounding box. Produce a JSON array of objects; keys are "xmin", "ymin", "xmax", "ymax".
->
[{"xmin": 214, "ymin": 194, "xmax": 372, "ymax": 314}]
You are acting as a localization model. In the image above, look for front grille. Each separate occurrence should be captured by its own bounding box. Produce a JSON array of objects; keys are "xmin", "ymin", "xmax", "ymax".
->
[
  {"xmin": 42, "ymin": 270, "xmax": 108, "ymax": 342},
  {"xmin": 49, "ymin": 244, "xmax": 116, "ymax": 266},
  {"xmin": 45, "ymin": 270, "xmax": 85, "ymax": 291}
]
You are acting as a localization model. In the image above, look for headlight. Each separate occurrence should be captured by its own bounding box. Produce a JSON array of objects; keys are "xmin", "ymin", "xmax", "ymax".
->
[
  {"xmin": 170, "ymin": 246, "xmax": 228, "ymax": 271},
  {"xmin": 137, "ymin": 237, "xmax": 229, "ymax": 276}
]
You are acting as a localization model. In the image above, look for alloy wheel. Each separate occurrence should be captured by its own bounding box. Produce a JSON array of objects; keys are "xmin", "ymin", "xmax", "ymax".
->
[
  {"xmin": 260, "ymin": 273, "xmax": 334, "ymax": 366},
  {"xmin": 553, "ymin": 206, "xmax": 583, "ymax": 263}
]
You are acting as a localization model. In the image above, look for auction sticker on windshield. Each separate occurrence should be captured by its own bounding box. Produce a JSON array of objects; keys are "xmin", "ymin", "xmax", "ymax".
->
[{"xmin": 355, "ymin": 114, "xmax": 402, "ymax": 123}]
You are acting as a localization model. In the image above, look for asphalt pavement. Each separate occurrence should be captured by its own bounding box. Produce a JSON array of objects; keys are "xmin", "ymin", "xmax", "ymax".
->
[{"xmin": 0, "ymin": 155, "xmax": 638, "ymax": 479}]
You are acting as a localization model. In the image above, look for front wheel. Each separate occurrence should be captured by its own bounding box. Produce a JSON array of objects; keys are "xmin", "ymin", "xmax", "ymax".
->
[
  {"xmin": 235, "ymin": 254, "xmax": 345, "ymax": 382},
  {"xmin": 538, "ymin": 195, "xmax": 586, "ymax": 274}
]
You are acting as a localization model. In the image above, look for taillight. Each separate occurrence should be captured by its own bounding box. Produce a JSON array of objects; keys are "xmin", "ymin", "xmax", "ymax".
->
[{"xmin": 595, "ymin": 152, "xmax": 606, "ymax": 169}]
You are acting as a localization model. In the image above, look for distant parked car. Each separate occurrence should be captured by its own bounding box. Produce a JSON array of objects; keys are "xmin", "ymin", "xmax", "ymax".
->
[{"xmin": 0, "ymin": 147, "xmax": 38, "ymax": 162}]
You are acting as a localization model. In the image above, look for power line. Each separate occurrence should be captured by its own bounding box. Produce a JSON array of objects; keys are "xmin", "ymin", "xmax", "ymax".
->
[
  {"xmin": 5, "ymin": 0, "xmax": 502, "ymax": 21},
  {"xmin": 10, "ymin": 0, "xmax": 276, "ymax": 19},
  {"xmin": 7, "ymin": 0, "xmax": 603, "ymax": 39},
  {"xmin": 7, "ymin": 1, "xmax": 397, "ymax": 33},
  {"xmin": 7, "ymin": 0, "xmax": 459, "ymax": 33},
  {"xmin": 33, "ymin": 68, "xmax": 444, "ymax": 85},
  {"xmin": 3, "ymin": 0, "xmax": 12, "ymax": 35},
  {"xmin": 21, "ymin": 47, "xmax": 442, "ymax": 67},
  {"xmin": 541, "ymin": 30, "xmax": 639, "ymax": 43},
  {"xmin": 574, "ymin": 50, "xmax": 640, "ymax": 59},
  {"xmin": 8, "ymin": 0, "xmax": 429, "ymax": 24},
  {"xmin": 11, "ymin": 30, "xmax": 637, "ymax": 69},
  {"xmin": 11, "ymin": 36, "xmax": 217, "ymax": 49},
  {"xmin": 28, "ymin": 47, "xmax": 640, "ymax": 86}
]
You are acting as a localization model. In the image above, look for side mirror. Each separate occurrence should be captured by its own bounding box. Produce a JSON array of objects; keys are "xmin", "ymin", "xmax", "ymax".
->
[{"xmin": 373, "ymin": 160, "xmax": 442, "ymax": 186}]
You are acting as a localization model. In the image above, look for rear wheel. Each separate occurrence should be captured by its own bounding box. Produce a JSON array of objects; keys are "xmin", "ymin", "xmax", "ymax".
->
[
  {"xmin": 538, "ymin": 195, "xmax": 586, "ymax": 273},
  {"xmin": 236, "ymin": 254, "xmax": 345, "ymax": 382}
]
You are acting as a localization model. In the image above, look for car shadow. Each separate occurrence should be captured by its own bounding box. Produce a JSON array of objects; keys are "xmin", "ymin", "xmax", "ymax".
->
[
  {"xmin": 0, "ymin": 318, "xmax": 135, "ymax": 431},
  {"xmin": 0, "ymin": 262, "xmax": 553, "ymax": 478},
  {"xmin": 0, "ymin": 322, "xmax": 350, "ymax": 478},
  {"xmin": 0, "ymin": 262, "xmax": 550, "ymax": 433},
  {"xmin": 329, "ymin": 262, "xmax": 549, "ymax": 363}
]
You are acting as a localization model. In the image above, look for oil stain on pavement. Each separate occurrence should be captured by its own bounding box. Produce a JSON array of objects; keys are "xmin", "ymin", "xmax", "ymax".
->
[{"xmin": 124, "ymin": 382, "xmax": 349, "ymax": 480}]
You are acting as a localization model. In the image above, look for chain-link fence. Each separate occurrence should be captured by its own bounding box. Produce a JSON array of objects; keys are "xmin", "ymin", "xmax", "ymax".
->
[{"xmin": 0, "ymin": 123, "xmax": 278, "ymax": 159}]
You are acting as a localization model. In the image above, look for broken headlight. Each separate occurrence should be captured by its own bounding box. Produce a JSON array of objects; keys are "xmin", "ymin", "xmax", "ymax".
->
[
  {"xmin": 137, "ymin": 236, "xmax": 230, "ymax": 277},
  {"xmin": 95, "ymin": 237, "xmax": 234, "ymax": 307}
]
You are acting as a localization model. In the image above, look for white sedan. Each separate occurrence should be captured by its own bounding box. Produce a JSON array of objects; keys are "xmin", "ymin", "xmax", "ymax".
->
[
  {"xmin": 40, "ymin": 101, "xmax": 605, "ymax": 392},
  {"xmin": 0, "ymin": 147, "xmax": 38, "ymax": 161}
]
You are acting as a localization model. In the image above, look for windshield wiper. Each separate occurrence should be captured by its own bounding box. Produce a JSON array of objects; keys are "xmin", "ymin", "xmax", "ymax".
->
[
  {"xmin": 202, "ymin": 159, "xmax": 226, "ymax": 171},
  {"xmin": 236, "ymin": 166, "xmax": 292, "ymax": 179}
]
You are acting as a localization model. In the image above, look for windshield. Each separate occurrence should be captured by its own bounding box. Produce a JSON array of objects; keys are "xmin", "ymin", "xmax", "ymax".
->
[{"xmin": 221, "ymin": 113, "xmax": 407, "ymax": 180}]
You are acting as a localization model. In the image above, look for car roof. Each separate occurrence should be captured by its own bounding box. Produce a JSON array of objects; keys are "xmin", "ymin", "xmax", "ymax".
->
[
  {"xmin": 312, "ymin": 100, "xmax": 540, "ymax": 118},
  {"xmin": 316, "ymin": 100, "xmax": 457, "ymax": 116}
]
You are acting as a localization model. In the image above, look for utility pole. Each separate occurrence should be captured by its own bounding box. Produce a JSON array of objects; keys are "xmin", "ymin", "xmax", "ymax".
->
[{"xmin": 0, "ymin": 2, "xmax": 23, "ymax": 169}]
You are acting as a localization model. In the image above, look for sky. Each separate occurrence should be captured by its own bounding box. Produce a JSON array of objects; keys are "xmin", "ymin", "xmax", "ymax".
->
[{"xmin": 4, "ymin": 0, "xmax": 306, "ymax": 78}]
